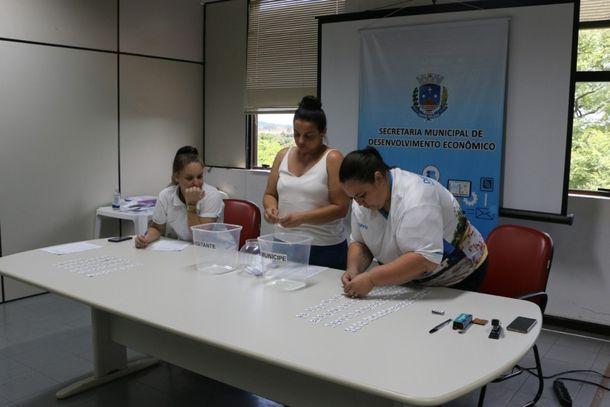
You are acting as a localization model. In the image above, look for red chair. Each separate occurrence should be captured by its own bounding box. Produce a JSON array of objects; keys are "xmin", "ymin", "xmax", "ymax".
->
[
  {"xmin": 223, "ymin": 199, "xmax": 261, "ymax": 249},
  {"xmin": 477, "ymin": 224, "xmax": 554, "ymax": 407}
]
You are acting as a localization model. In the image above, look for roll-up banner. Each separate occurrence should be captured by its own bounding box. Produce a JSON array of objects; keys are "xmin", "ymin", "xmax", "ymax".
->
[{"xmin": 358, "ymin": 18, "xmax": 509, "ymax": 236}]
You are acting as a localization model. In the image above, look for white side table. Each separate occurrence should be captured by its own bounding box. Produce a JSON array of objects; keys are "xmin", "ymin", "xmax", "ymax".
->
[{"xmin": 94, "ymin": 206, "xmax": 153, "ymax": 238}]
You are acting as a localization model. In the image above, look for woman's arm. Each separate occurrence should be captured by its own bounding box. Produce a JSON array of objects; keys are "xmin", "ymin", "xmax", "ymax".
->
[
  {"xmin": 369, "ymin": 252, "xmax": 437, "ymax": 286},
  {"xmin": 186, "ymin": 207, "xmax": 217, "ymax": 228},
  {"xmin": 263, "ymin": 148, "xmax": 289, "ymax": 224},
  {"xmin": 278, "ymin": 150, "xmax": 350, "ymax": 227},
  {"xmin": 344, "ymin": 252, "xmax": 437, "ymax": 297},
  {"xmin": 134, "ymin": 222, "xmax": 165, "ymax": 248},
  {"xmin": 341, "ymin": 242, "xmax": 373, "ymax": 286}
]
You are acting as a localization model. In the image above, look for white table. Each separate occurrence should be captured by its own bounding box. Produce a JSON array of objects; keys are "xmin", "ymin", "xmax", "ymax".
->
[
  {"xmin": 0, "ymin": 239, "xmax": 541, "ymax": 406},
  {"xmin": 94, "ymin": 206, "xmax": 153, "ymax": 238}
]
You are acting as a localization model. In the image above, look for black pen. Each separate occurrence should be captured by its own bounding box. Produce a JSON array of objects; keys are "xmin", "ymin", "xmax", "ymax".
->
[{"xmin": 429, "ymin": 318, "xmax": 452, "ymax": 334}]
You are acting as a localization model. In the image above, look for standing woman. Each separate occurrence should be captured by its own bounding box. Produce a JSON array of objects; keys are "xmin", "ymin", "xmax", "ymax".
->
[
  {"xmin": 339, "ymin": 147, "xmax": 488, "ymax": 297},
  {"xmin": 263, "ymin": 96, "xmax": 350, "ymax": 269},
  {"xmin": 135, "ymin": 146, "xmax": 224, "ymax": 248}
]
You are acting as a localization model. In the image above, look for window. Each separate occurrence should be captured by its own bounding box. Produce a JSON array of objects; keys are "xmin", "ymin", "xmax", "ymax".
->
[
  {"xmin": 570, "ymin": 2, "xmax": 610, "ymax": 192},
  {"xmin": 253, "ymin": 112, "xmax": 294, "ymax": 168},
  {"xmin": 246, "ymin": 0, "xmax": 345, "ymax": 168}
]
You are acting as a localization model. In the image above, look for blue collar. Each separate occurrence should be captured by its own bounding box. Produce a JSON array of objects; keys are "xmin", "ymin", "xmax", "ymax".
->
[{"xmin": 378, "ymin": 171, "xmax": 393, "ymax": 219}]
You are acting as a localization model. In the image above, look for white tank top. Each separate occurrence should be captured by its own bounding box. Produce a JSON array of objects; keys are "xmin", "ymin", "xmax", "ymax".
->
[{"xmin": 277, "ymin": 147, "xmax": 346, "ymax": 246}]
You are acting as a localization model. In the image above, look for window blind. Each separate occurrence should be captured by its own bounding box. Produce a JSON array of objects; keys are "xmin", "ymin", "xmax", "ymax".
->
[
  {"xmin": 246, "ymin": 0, "xmax": 345, "ymax": 109},
  {"xmin": 580, "ymin": 0, "xmax": 610, "ymax": 22}
]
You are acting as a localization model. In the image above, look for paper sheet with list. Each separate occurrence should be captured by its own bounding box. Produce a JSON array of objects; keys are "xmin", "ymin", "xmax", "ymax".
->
[
  {"xmin": 150, "ymin": 240, "xmax": 190, "ymax": 251},
  {"xmin": 41, "ymin": 242, "xmax": 102, "ymax": 255}
]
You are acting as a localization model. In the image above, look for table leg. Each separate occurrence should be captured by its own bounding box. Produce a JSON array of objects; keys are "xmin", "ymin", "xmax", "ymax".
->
[
  {"xmin": 94, "ymin": 215, "xmax": 102, "ymax": 239},
  {"xmin": 55, "ymin": 308, "xmax": 159, "ymax": 399}
]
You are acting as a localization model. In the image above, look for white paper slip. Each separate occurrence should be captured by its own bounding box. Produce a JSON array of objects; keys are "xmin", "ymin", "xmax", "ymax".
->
[
  {"xmin": 41, "ymin": 242, "xmax": 102, "ymax": 255},
  {"xmin": 150, "ymin": 240, "xmax": 190, "ymax": 251}
]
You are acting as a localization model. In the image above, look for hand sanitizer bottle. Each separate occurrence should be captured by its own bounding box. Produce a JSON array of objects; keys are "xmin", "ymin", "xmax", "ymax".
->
[{"xmin": 112, "ymin": 188, "xmax": 121, "ymax": 209}]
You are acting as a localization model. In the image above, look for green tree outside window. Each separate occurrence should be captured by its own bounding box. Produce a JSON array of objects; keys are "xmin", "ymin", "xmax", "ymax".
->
[{"xmin": 570, "ymin": 28, "xmax": 610, "ymax": 191}]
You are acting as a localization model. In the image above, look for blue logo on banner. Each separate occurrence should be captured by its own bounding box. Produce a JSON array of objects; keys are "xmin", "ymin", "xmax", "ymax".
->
[{"xmin": 411, "ymin": 73, "xmax": 448, "ymax": 121}]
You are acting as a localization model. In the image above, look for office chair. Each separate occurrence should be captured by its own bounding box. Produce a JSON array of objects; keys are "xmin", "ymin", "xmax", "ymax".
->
[
  {"xmin": 477, "ymin": 224, "xmax": 554, "ymax": 407},
  {"xmin": 222, "ymin": 199, "xmax": 261, "ymax": 249}
]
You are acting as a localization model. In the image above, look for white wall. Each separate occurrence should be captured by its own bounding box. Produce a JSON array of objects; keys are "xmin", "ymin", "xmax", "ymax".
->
[
  {"xmin": 0, "ymin": 0, "xmax": 203, "ymax": 301},
  {"xmin": 120, "ymin": 0, "xmax": 203, "ymax": 62},
  {"xmin": 120, "ymin": 55, "xmax": 203, "ymax": 196},
  {"xmin": 501, "ymin": 196, "xmax": 610, "ymax": 325}
]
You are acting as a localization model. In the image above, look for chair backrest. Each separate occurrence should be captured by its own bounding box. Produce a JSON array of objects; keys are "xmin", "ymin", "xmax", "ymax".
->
[
  {"xmin": 222, "ymin": 199, "xmax": 261, "ymax": 249},
  {"xmin": 479, "ymin": 225, "xmax": 553, "ymax": 312}
]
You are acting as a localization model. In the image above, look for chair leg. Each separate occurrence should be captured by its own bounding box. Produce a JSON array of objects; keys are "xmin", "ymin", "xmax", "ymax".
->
[
  {"xmin": 520, "ymin": 344, "xmax": 544, "ymax": 407},
  {"xmin": 477, "ymin": 385, "xmax": 487, "ymax": 407}
]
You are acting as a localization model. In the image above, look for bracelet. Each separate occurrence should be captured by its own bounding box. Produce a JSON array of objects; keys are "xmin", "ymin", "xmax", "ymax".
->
[{"xmin": 186, "ymin": 204, "xmax": 197, "ymax": 213}]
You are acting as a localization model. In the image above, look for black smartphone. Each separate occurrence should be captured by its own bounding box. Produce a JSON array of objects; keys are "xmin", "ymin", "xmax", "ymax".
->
[
  {"xmin": 107, "ymin": 236, "xmax": 133, "ymax": 243},
  {"xmin": 506, "ymin": 316, "xmax": 537, "ymax": 334}
]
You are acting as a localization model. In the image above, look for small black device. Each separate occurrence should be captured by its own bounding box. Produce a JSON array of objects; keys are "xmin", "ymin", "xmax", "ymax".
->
[
  {"xmin": 489, "ymin": 319, "xmax": 502, "ymax": 339},
  {"xmin": 107, "ymin": 236, "xmax": 133, "ymax": 243},
  {"xmin": 553, "ymin": 380, "xmax": 572, "ymax": 406},
  {"xmin": 506, "ymin": 316, "xmax": 537, "ymax": 334}
]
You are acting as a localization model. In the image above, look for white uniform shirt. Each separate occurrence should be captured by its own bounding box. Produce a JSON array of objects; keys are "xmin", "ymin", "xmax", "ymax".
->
[
  {"xmin": 350, "ymin": 168, "xmax": 487, "ymax": 286},
  {"xmin": 152, "ymin": 184, "xmax": 224, "ymax": 242}
]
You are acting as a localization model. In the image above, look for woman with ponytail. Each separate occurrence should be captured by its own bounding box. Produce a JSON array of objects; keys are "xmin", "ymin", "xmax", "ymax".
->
[
  {"xmin": 135, "ymin": 146, "xmax": 224, "ymax": 248},
  {"xmin": 263, "ymin": 96, "xmax": 349, "ymax": 269}
]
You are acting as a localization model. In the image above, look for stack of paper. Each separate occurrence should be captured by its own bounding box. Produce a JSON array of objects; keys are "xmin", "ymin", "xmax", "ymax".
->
[
  {"xmin": 150, "ymin": 240, "xmax": 190, "ymax": 251},
  {"xmin": 41, "ymin": 242, "xmax": 102, "ymax": 255}
]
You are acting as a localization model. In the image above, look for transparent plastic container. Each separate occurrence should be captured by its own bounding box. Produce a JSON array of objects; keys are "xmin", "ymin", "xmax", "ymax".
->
[
  {"xmin": 237, "ymin": 239, "xmax": 263, "ymax": 277},
  {"xmin": 191, "ymin": 223, "xmax": 242, "ymax": 274},
  {"xmin": 257, "ymin": 232, "xmax": 312, "ymax": 290}
]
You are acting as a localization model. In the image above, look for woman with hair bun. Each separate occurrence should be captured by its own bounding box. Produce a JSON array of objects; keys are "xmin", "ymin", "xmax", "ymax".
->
[
  {"xmin": 263, "ymin": 96, "xmax": 349, "ymax": 269},
  {"xmin": 135, "ymin": 146, "xmax": 224, "ymax": 248},
  {"xmin": 339, "ymin": 146, "xmax": 488, "ymax": 297}
]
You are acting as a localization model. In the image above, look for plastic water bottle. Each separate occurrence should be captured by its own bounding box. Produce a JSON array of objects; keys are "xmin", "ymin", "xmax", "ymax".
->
[{"xmin": 112, "ymin": 189, "xmax": 121, "ymax": 209}]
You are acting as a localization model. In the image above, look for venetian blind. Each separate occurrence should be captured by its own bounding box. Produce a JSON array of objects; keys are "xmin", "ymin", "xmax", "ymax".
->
[
  {"xmin": 246, "ymin": 0, "xmax": 345, "ymax": 109},
  {"xmin": 580, "ymin": 0, "xmax": 610, "ymax": 22}
]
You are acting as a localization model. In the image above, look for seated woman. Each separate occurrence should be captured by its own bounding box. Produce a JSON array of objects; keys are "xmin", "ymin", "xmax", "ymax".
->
[
  {"xmin": 339, "ymin": 147, "xmax": 488, "ymax": 297},
  {"xmin": 135, "ymin": 146, "xmax": 224, "ymax": 248},
  {"xmin": 263, "ymin": 96, "xmax": 350, "ymax": 270}
]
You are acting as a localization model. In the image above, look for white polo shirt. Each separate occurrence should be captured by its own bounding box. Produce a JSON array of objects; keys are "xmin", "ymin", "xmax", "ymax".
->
[
  {"xmin": 152, "ymin": 184, "xmax": 224, "ymax": 242},
  {"xmin": 350, "ymin": 168, "xmax": 487, "ymax": 286}
]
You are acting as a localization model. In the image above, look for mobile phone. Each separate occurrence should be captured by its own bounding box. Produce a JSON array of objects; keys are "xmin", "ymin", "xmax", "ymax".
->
[
  {"xmin": 107, "ymin": 236, "xmax": 133, "ymax": 243},
  {"xmin": 506, "ymin": 316, "xmax": 537, "ymax": 334}
]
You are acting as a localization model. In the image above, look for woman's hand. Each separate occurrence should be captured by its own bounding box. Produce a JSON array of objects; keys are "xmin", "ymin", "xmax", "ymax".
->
[
  {"xmin": 341, "ymin": 268, "xmax": 359, "ymax": 287},
  {"xmin": 134, "ymin": 234, "xmax": 149, "ymax": 249},
  {"xmin": 264, "ymin": 207, "xmax": 280, "ymax": 224},
  {"xmin": 184, "ymin": 187, "xmax": 204, "ymax": 205},
  {"xmin": 343, "ymin": 272, "xmax": 375, "ymax": 298},
  {"xmin": 278, "ymin": 212, "xmax": 305, "ymax": 228}
]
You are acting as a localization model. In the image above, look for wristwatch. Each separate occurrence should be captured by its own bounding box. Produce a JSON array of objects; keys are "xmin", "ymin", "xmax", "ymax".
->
[{"xmin": 187, "ymin": 203, "xmax": 198, "ymax": 213}]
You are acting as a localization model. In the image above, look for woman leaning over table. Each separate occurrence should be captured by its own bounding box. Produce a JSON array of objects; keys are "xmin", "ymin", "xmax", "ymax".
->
[
  {"xmin": 339, "ymin": 146, "xmax": 488, "ymax": 297},
  {"xmin": 263, "ymin": 96, "xmax": 350, "ymax": 270},
  {"xmin": 135, "ymin": 146, "xmax": 224, "ymax": 248}
]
